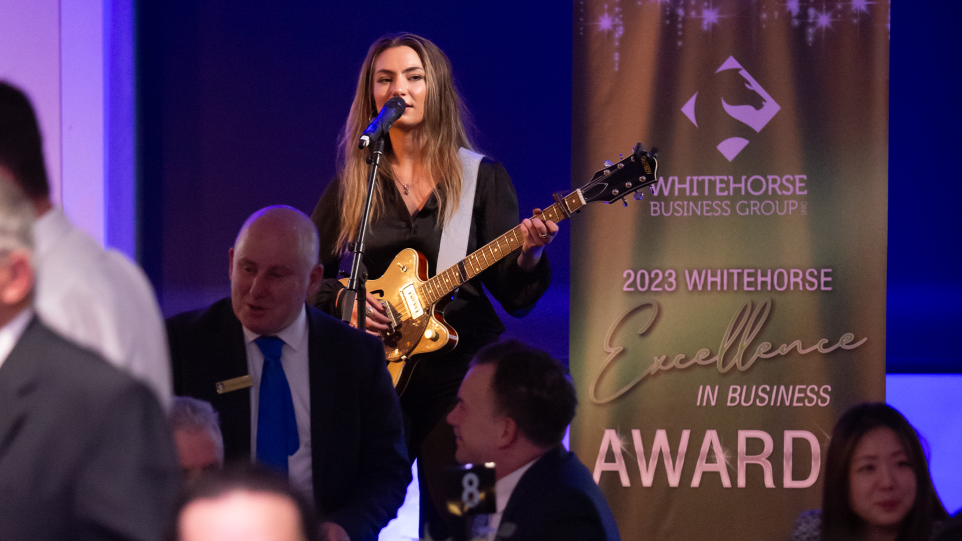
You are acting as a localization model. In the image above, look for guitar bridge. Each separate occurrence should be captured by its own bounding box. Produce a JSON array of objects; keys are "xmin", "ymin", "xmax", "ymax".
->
[{"xmin": 381, "ymin": 300, "xmax": 401, "ymax": 333}]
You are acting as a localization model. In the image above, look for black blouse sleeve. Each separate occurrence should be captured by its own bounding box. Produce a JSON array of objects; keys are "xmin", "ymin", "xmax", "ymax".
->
[
  {"xmin": 310, "ymin": 179, "xmax": 347, "ymax": 316},
  {"xmin": 473, "ymin": 161, "xmax": 551, "ymax": 316}
]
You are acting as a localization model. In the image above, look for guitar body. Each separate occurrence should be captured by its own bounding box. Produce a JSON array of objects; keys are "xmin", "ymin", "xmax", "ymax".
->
[{"xmin": 343, "ymin": 248, "xmax": 458, "ymax": 393}]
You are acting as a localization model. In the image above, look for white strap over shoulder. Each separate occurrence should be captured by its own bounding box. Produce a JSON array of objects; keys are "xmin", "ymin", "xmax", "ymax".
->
[{"xmin": 436, "ymin": 148, "xmax": 483, "ymax": 273}]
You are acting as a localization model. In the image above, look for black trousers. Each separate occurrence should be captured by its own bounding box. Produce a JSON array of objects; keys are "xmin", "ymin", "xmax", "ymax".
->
[{"xmin": 398, "ymin": 346, "xmax": 477, "ymax": 541}]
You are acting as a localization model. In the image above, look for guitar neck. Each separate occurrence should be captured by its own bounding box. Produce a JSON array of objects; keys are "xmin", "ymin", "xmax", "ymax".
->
[{"xmin": 419, "ymin": 190, "xmax": 586, "ymax": 306}]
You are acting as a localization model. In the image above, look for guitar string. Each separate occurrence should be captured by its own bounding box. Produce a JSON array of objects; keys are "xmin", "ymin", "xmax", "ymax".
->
[
  {"xmin": 400, "ymin": 201, "xmax": 567, "ymax": 320},
  {"xmin": 389, "ymin": 159, "xmax": 659, "ymax": 326}
]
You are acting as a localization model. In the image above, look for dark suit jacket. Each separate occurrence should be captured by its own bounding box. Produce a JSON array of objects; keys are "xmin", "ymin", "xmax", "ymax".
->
[
  {"xmin": 0, "ymin": 317, "xmax": 180, "ymax": 541},
  {"xmin": 167, "ymin": 299, "xmax": 410, "ymax": 541},
  {"xmin": 496, "ymin": 446, "xmax": 621, "ymax": 541}
]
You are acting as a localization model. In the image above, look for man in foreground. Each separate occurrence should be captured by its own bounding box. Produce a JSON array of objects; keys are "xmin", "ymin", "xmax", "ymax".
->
[
  {"xmin": 175, "ymin": 465, "xmax": 319, "ymax": 541},
  {"xmin": 167, "ymin": 206, "xmax": 409, "ymax": 541},
  {"xmin": 0, "ymin": 180, "xmax": 180, "ymax": 539},
  {"xmin": 0, "ymin": 81, "xmax": 171, "ymax": 406},
  {"xmin": 446, "ymin": 340, "xmax": 621, "ymax": 541}
]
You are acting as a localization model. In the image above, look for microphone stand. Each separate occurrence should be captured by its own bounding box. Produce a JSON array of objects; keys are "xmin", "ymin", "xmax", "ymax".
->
[{"xmin": 340, "ymin": 137, "xmax": 386, "ymax": 329}]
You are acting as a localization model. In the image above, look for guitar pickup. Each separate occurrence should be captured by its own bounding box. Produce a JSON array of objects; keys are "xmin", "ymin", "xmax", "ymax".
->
[{"xmin": 400, "ymin": 283, "xmax": 425, "ymax": 319}]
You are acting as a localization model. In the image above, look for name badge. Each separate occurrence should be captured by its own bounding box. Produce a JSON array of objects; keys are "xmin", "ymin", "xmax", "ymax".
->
[{"xmin": 216, "ymin": 375, "xmax": 253, "ymax": 394}]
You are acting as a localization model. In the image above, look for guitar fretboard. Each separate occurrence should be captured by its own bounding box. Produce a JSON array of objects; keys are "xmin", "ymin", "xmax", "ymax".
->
[{"xmin": 418, "ymin": 191, "xmax": 585, "ymax": 306}]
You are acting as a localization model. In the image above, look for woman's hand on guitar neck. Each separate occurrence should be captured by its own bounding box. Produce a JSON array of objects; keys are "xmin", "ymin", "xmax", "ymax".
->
[
  {"xmin": 341, "ymin": 290, "xmax": 391, "ymax": 337},
  {"xmin": 518, "ymin": 208, "xmax": 559, "ymax": 272}
]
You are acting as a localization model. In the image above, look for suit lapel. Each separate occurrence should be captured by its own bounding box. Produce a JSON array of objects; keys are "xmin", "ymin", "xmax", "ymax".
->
[
  {"xmin": 0, "ymin": 319, "xmax": 42, "ymax": 460},
  {"xmin": 203, "ymin": 301, "xmax": 253, "ymax": 458},
  {"xmin": 0, "ymin": 369, "xmax": 30, "ymax": 461},
  {"xmin": 221, "ymin": 306, "xmax": 253, "ymax": 455},
  {"xmin": 496, "ymin": 447, "xmax": 562, "ymax": 540},
  {"xmin": 218, "ymin": 301, "xmax": 251, "ymax": 379},
  {"xmin": 306, "ymin": 306, "xmax": 330, "ymax": 500}
]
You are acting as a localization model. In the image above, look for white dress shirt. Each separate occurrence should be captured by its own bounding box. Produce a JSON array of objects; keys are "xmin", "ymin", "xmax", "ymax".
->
[
  {"xmin": 0, "ymin": 308, "xmax": 33, "ymax": 371},
  {"xmin": 243, "ymin": 306, "xmax": 314, "ymax": 502},
  {"xmin": 32, "ymin": 209, "xmax": 172, "ymax": 407}
]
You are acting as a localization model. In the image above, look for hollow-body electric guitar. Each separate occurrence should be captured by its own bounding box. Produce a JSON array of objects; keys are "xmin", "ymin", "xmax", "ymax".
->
[{"xmin": 346, "ymin": 144, "xmax": 660, "ymax": 394}]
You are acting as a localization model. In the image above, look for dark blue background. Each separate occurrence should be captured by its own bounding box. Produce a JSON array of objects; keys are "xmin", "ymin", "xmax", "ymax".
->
[{"xmin": 137, "ymin": 1, "xmax": 960, "ymax": 371}]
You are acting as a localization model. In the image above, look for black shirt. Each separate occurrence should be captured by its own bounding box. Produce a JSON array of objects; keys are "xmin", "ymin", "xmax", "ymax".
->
[{"xmin": 310, "ymin": 159, "xmax": 551, "ymax": 378}]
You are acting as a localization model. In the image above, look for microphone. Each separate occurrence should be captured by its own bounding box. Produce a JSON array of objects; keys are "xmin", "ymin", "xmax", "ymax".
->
[{"xmin": 358, "ymin": 97, "xmax": 407, "ymax": 149}]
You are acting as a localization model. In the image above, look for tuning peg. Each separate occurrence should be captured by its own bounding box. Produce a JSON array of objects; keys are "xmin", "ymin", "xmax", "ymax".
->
[
  {"xmin": 603, "ymin": 160, "xmax": 613, "ymax": 167},
  {"xmin": 634, "ymin": 143, "xmax": 646, "ymax": 154},
  {"xmin": 651, "ymin": 147, "xmax": 659, "ymax": 157},
  {"xmin": 621, "ymin": 197, "xmax": 628, "ymax": 207},
  {"xmin": 633, "ymin": 191, "xmax": 645, "ymax": 200}
]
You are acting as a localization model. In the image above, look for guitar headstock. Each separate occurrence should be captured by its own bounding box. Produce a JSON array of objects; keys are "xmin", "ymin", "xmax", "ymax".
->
[{"xmin": 578, "ymin": 143, "xmax": 660, "ymax": 206}]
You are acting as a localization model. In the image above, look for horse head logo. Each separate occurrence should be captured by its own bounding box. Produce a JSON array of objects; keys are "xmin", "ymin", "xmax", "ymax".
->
[{"xmin": 681, "ymin": 56, "xmax": 781, "ymax": 161}]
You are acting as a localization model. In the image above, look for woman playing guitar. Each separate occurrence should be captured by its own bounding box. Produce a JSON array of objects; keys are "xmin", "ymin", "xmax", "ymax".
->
[{"xmin": 310, "ymin": 32, "xmax": 558, "ymax": 539}]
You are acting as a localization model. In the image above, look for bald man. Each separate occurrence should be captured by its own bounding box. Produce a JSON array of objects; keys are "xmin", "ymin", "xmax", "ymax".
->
[{"xmin": 167, "ymin": 206, "xmax": 409, "ymax": 541}]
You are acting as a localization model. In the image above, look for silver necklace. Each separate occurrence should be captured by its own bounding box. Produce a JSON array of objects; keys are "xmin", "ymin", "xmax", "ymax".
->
[{"xmin": 399, "ymin": 179, "xmax": 420, "ymax": 196}]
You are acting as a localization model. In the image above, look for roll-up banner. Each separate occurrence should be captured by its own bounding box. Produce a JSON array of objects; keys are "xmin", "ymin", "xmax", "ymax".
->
[{"xmin": 570, "ymin": 1, "xmax": 889, "ymax": 539}]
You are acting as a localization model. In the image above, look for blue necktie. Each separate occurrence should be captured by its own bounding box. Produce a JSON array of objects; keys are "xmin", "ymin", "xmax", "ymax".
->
[{"xmin": 255, "ymin": 336, "xmax": 299, "ymax": 474}]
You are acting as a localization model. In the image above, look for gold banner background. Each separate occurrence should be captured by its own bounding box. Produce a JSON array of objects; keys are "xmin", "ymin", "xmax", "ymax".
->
[{"xmin": 570, "ymin": 2, "xmax": 889, "ymax": 539}]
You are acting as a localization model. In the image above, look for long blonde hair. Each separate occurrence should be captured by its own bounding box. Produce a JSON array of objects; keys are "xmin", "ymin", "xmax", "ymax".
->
[{"xmin": 333, "ymin": 33, "xmax": 475, "ymax": 254}]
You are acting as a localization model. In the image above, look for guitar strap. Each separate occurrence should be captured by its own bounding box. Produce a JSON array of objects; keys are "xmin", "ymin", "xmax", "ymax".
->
[{"xmin": 436, "ymin": 148, "xmax": 483, "ymax": 273}]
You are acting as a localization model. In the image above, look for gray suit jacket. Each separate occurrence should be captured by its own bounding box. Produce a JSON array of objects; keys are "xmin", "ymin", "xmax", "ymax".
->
[{"xmin": 0, "ymin": 317, "xmax": 180, "ymax": 541}]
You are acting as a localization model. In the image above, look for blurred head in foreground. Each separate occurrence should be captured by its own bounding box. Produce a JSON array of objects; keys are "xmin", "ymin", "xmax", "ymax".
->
[
  {"xmin": 0, "ymin": 180, "xmax": 34, "ymax": 326},
  {"xmin": 0, "ymin": 81, "xmax": 51, "ymax": 216},
  {"xmin": 174, "ymin": 464, "xmax": 318, "ymax": 541}
]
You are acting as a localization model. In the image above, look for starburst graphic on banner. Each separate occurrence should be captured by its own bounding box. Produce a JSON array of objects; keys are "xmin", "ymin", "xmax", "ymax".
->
[
  {"xmin": 785, "ymin": 0, "xmax": 803, "ymax": 27},
  {"xmin": 848, "ymin": 0, "xmax": 873, "ymax": 24},
  {"xmin": 583, "ymin": 0, "xmax": 890, "ymax": 70},
  {"xmin": 850, "ymin": 0, "xmax": 873, "ymax": 14},
  {"xmin": 696, "ymin": 4, "xmax": 722, "ymax": 31},
  {"xmin": 598, "ymin": 10, "xmax": 616, "ymax": 30},
  {"xmin": 807, "ymin": 4, "xmax": 838, "ymax": 45},
  {"xmin": 592, "ymin": 2, "xmax": 625, "ymax": 70},
  {"xmin": 720, "ymin": 441, "xmax": 735, "ymax": 475},
  {"xmin": 614, "ymin": 428, "xmax": 635, "ymax": 460},
  {"xmin": 814, "ymin": 8, "xmax": 835, "ymax": 27}
]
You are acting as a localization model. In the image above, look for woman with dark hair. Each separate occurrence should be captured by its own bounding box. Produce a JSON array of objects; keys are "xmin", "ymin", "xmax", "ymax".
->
[
  {"xmin": 791, "ymin": 403, "xmax": 948, "ymax": 541},
  {"xmin": 311, "ymin": 33, "xmax": 556, "ymax": 538}
]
